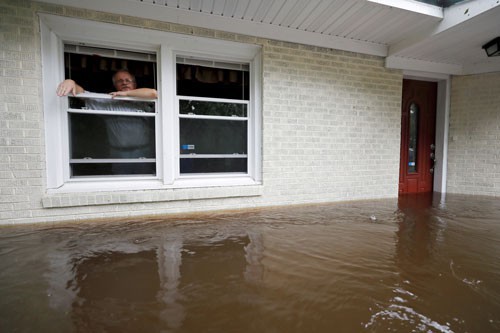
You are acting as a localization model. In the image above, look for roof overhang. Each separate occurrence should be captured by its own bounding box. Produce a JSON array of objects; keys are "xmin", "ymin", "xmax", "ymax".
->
[{"xmin": 36, "ymin": 0, "xmax": 500, "ymax": 75}]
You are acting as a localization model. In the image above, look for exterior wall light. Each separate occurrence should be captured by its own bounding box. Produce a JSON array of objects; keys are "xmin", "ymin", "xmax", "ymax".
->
[{"xmin": 482, "ymin": 37, "xmax": 500, "ymax": 57}]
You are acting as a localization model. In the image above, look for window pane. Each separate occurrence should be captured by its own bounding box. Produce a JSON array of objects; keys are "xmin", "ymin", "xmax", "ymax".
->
[
  {"xmin": 180, "ymin": 158, "xmax": 247, "ymax": 174},
  {"xmin": 69, "ymin": 113, "xmax": 155, "ymax": 177},
  {"xmin": 179, "ymin": 100, "xmax": 247, "ymax": 117},
  {"xmin": 177, "ymin": 64, "xmax": 249, "ymax": 100},
  {"xmin": 180, "ymin": 118, "xmax": 247, "ymax": 155},
  {"xmin": 408, "ymin": 103, "xmax": 419, "ymax": 173},
  {"xmin": 70, "ymin": 113, "xmax": 155, "ymax": 159}
]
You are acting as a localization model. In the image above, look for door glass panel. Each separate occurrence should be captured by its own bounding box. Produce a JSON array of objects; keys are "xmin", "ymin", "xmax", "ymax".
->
[{"xmin": 408, "ymin": 103, "xmax": 419, "ymax": 173}]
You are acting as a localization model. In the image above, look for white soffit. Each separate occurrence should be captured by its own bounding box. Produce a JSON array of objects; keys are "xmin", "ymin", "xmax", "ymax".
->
[
  {"xmin": 36, "ymin": 0, "xmax": 500, "ymax": 75},
  {"xmin": 35, "ymin": 0, "xmax": 445, "ymax": 57}
]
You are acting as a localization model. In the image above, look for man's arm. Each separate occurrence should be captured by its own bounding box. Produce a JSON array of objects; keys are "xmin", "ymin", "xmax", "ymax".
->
[
  {"xmin": 110, "ymin": 88, "xmax": 158, "ymax": 99},
  {"xmin": 56, "ymin": 79, "xmax": 85, "ymax": 96}
]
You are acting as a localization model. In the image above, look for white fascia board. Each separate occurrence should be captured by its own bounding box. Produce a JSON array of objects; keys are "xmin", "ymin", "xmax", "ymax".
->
[
  {"xmin": 38, "ymin": 13, "xmax": 261, "ymax": 61},
  {"xmin": 403, "ymin": 70, "xmax": 450, "ymax": 81},
  {"xmin": 385, "ymin": 56, "xmax": 463, "ymax": 75},
  {"xmin": 35, "ymin": 0, "xmax": 387, "ymax": 56},
  {"xmin": 366, "ymin": 0, "xmax": 443, "ymax": 18}
]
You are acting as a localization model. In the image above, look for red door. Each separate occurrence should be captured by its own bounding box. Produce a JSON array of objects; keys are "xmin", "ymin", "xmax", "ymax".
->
[{"xmin": 399, "ymin": 79, "xmax": 437, "ymax": 194}]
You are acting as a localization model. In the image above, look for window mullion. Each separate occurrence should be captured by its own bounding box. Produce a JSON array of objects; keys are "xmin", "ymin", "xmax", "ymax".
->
[{"xmin": 161, "ymin": 45, "xmax": 177, "ymax": 185}]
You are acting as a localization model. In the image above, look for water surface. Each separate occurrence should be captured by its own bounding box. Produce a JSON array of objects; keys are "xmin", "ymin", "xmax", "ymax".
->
[{"xmin": 1, "ymin": 193, "xmax": 500, "ymax": 332}]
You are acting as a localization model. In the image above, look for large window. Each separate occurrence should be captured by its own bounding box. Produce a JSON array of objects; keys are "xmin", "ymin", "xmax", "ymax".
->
[{"xmin": 40, "ymin": 14, "xmax": 261, "ymax": 192}]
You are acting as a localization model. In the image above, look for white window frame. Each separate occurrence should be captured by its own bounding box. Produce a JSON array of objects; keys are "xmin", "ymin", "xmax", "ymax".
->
[{"xmin": 40, "ymin": 14, "xmax": 262, "ymax": 193}]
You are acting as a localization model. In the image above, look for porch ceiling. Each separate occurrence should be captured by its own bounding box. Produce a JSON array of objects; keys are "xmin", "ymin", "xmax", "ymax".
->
[{"xmin": 39, "ymin": 0, "xmax": 500, "ymax": 75}]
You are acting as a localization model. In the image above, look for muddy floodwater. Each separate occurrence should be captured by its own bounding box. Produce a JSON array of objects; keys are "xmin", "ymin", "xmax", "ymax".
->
[{"xmin": 1, "ymin": 193, "xmax": 500, "ymax": 332}]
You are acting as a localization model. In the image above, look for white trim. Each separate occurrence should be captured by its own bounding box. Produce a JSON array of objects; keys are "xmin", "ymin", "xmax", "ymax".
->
[
  {"xmin": 162, "ymin": 44, "xmax": 176, "ymax": 185},
  {"xmin": 40, "ymin": 21, "xmax": 65, "ymax": 189},
  {"xmin": 434, "ymin": 78, "xmax": 450, "ymax": 194},
  {"xmin": 69, "ymin": 110, "xmax": 157, "ymax": 117},
  {"xmin": 402, "ymin": 70, "xmax": 450, "ymax": 82},
  {"xmin": 248, "ymin": 51, "xmax": 262, "ymax": 183},
  {"xmin": 388, "ymin": 52, "xmax": 500, "ymax": 76},
  {"xmin": 179, "ymin": 115, "xmax": 248, "ymax": 121},
  {"xmin": 386, "ymin": 56, "xmax": 463, "ymax": 75},
  {"xmin": 179, "ymin": 154, "xmax": 248, "ymax": 159},
  {"xmin": 70, "ymin": 158, "xmax": 156, "ymax": 163},
  {"xmin": 70, "ymin": 92, "xmax": 157, "ymax": 102},
  {"xmin": 177, "ymin": 95, "xmax": 250, "ymax": 105},
  {"xmin": 45, "ymin": 177, "xmax": 261, "ymax": 194}
]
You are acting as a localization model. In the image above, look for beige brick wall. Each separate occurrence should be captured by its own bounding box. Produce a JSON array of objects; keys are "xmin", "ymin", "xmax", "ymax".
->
[
  {"xmin": 1, "ymin": 0, "xmax": 45, "ymax": 222},
  {"xmin": 261, "ymin": 42, "xmax": 402, "ymax": 203},
  {"xmin": 447, "ymin": 73, "xmax": 500, "ymax": 196},
  {"xmin": 0, "ymin": 1, "xmax": 403, "ymax": 224}
]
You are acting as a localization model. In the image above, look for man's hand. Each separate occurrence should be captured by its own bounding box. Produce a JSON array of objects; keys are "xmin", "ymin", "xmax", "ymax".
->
[
  {"xmin": 110, "ymin": 88, "xmax": 157, "ymax": 99},
  {"xmin": 56, "ymin": 79, "xmax": 83, "ymax": 96},
  {"xmin": 110, "ymin": 91, "xmax": 128, "ymax": 98}
]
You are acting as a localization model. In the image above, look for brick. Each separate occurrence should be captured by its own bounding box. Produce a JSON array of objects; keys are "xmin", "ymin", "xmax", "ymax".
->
[
  {"xmin": 1, "ymin": 0, "xmax": 406, "ymax": 225},
  {"xmin": 32, "ymin": 2, "xmax": 64, "ymax": 15},
  {"xmin": 448, "ymin": 72, "xmax": 500, "ymax": 195}
]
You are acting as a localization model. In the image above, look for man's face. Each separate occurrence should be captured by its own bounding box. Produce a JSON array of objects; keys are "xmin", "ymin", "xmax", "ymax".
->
[{"xmin": 114, "ymin": 72, "xmax": 137, "ymax": 91}]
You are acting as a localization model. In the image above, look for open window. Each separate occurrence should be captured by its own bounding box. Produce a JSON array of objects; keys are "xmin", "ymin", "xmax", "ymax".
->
[
  {"xmin": 41, "ymin": 14, "xmax": 262, "ymax": 193},
  {"xmin": 64, "ymin": 45, "xmax": 158, "ymax": 177}
]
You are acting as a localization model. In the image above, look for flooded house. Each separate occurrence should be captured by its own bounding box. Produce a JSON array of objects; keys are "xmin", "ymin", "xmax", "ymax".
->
[
  {"xmin": 0, "ymin": 0, "xmax": 499, "ymax": 224},
  {"xmin": 2, "ymin": 1, "xmax": 500, "ymax": 332}
]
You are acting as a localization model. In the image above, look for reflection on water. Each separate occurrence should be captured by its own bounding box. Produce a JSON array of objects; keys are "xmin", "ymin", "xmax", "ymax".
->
[{"xmin": 1, "ymin": 194, "xmax": 500, "ymax": 332}]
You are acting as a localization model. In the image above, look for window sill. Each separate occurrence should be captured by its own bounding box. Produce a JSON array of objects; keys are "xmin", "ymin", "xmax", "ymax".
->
[{"xmin": 42, "ymin": 181, "xmax": 263, "ymax": 208}]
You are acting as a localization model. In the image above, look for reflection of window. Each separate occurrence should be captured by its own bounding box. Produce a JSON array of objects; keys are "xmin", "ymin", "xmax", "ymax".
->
[
  {"xmin": 408, "ymin": 103, "xmax": 419, "ymax": 173},
  {"xmin": 177, "ymin": 58, "xmax": 249, "ymax": 174}
]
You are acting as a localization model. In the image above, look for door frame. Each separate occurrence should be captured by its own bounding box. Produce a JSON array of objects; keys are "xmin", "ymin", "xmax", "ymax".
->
[{"xmin": 402, "ymin": 70, "xmax": 450, "ymax": 194}]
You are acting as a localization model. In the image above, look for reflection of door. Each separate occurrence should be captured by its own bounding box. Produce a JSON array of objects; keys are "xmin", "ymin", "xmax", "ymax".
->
[{"xmin": 399, "ymin": 79, "xmax": 437, "ymax": 194}]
